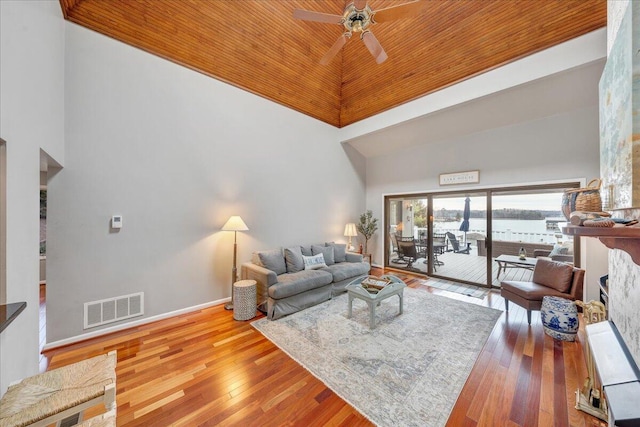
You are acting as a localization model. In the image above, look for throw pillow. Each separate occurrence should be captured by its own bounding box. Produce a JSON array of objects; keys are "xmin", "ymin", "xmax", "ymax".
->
[
  {"xmin": 549, "ymin": 243, "xmax": 569, "ymax": 257},
  {"xmin": 326, "ymin": 242, "xmax": 347, "ymax": 263},
  {"xmin": 302, "ymin": 253, "xmax": 327, "ymax": 270},
  {"xmin": 312, "ymin": 244, "xmax": 335, "ymax": 265},
  {"xmin": 532, "ymin": 258, "xmax": 574, "ymax": 293},
  {"xmin": 256, "ymin": 249, "xmax": 287, "ymax": 275},
  {"xmin": 300, "ymin": 245, "xmax": 313, "ymax": 256},
  {"xmin": 284, "ymin": 246, "xmax": 304, "ymax": 273}
]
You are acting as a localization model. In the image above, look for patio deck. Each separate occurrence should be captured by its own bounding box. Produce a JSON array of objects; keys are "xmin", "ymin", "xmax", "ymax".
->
[{"xmin": 388, "ymin": 248, "xmax": 534, "ymax": 287}]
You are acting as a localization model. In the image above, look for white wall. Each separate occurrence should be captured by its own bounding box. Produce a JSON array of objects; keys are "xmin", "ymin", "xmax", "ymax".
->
[
  {"xmin": 580, "ymin": 237, "xmax": 610, "ymax": 303},
  {"xmin": 364, "ymin": 106, "xmax": 601, "ymax": 263},
  {"xmin": 0, "ymin": 1, "xmax": 65, "ymax": 394},
  {"xmin": 45, "ymin": 23, "xmax": 366, "ymax": 343}
]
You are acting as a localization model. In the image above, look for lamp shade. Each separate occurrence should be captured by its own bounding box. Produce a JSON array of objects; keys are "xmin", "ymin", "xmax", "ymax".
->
[
  {"xmin": 222, "ymin": 216, "xmax": 249, "ymax": 231},
  {"xmin": 344, "ymin": 223, "xmax": 357, "ymax": 237}
]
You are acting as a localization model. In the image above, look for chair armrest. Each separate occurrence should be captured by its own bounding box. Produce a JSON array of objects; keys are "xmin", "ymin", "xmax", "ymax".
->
[
  {"xmin": 346, "ymin": 253, "xmax": 363, "ymax": 263},
  {"xmin": 241, "ymin": 262, "xmax": 278, "ymax": 286},
  {"xmin": 241, "ymin": 262, "xmax": 278, "ymax": 307},
  {"xmin": 534, "ymin": 249, "xmax": 551, "ymax": 258}
]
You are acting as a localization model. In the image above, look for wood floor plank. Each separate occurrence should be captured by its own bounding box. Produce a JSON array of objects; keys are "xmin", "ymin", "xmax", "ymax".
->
[{"xmin": 40, "ymin": 268, "xmax": 599, "ymax": 426}]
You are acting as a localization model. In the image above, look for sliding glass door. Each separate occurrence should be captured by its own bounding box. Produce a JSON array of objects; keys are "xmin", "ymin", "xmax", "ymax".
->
[
  {"xmin": 431, "ymin": 192, "xmax": 488, "ymax": 285},
  {"xmin": 384, "ymin": 182, "xmax": 580, "ymax": 288},
  {"xmin": 386, "ymin": 197, "xmax": 430, "ymax": 275},
  {"xmin": 489, "ymin": 188, "xmax": 574, "ymax": 285}
]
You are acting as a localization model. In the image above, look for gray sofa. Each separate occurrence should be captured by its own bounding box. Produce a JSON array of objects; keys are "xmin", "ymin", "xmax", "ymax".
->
[{"xmin": 241, "ymin": 242, "xmax": 370, "ymax": 320}]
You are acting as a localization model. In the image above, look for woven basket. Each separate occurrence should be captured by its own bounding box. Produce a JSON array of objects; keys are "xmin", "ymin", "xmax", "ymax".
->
[{"xmin": 561, "ymin": 179, "xmax": 602, "ymax": 219}]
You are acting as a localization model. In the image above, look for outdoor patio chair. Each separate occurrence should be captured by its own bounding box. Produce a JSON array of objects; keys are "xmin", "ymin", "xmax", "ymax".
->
[
  {"xmin": 389, "ymin": 232, "xmax": 408, "ymax": 265},
  {"xmin": 396, "ymin": 238, "xmax": 419, "ymax": 269},
  {"xmin": 446, "ymin": 232, "xmax": 471, "ymax": 254}
]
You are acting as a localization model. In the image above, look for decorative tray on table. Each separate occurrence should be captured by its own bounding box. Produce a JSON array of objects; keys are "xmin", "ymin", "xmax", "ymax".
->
[{"xmin": 361, "ymin": 276, "xmax": 391, "ymax": 293}]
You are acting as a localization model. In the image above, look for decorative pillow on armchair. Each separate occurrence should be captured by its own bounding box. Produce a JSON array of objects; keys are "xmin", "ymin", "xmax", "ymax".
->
[{"xmin": 549, "ymin": 241, "xmax": 573, "ymax": 257}]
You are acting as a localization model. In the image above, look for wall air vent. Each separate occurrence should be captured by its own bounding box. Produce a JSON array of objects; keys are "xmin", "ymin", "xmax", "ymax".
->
[{"xmin": 84, "ymin": 292, "xmax": 144, "ymax": 329}]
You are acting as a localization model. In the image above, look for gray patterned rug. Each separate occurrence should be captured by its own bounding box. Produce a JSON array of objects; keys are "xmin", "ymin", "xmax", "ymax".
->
[{"xmin": 252, "ymin": 287, "xmax": 502, "ymax": 426}]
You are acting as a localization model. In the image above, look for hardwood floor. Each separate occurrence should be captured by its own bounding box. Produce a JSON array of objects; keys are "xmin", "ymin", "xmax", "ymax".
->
[{"xmin": 40, "ymin": 269, "xmax": 606, "ymax": 426}]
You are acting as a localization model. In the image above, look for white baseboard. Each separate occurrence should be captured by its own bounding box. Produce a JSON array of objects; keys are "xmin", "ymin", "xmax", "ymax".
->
[{"xmin": 42, "ymin": 297, "xmax": 231, "ymax": 351}]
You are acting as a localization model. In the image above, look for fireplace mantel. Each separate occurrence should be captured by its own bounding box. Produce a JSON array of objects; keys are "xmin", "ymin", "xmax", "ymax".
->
[{"xmin": 563, "ymin": 225, "xmax": 640, "ymax": 265}]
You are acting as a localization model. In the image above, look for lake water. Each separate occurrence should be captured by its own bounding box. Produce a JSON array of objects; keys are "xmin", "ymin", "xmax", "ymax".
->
[{"xmin": 424, "ymin": 218, "xmax": 568, "ymax": 244}]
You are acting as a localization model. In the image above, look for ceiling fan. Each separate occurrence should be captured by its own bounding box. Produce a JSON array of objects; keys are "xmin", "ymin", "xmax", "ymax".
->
[{"xmin": 293, "ymin": 0, "xmax": 424, "ymax": 65}]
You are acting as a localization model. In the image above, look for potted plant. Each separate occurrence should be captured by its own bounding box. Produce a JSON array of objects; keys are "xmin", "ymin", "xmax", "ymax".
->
[{"xmin": 356, "ymin": 210, "xmax": 378, "ymax": 254}]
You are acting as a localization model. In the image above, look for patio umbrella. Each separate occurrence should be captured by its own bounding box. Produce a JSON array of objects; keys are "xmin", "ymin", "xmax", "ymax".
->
[{"xmin": 459, "ymin": 197, "xmax": 471, "ymax": 245}]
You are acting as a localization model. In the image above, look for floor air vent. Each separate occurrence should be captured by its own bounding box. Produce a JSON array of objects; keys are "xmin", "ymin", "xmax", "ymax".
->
[{"xmin": 84, "ymin": 292, "xmax": 144, "ymax": 329}]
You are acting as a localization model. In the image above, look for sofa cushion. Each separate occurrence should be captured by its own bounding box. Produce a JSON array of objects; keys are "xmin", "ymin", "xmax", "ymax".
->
[
  {"xmin": 269, "ymin": 270, "xmax": 333, "ymax": 299},
  {"xmin": 322, "ymin": 262, "xmax": 370, "ymax": 283},
  {"xmin": 312, "ymin": 245, "xmax": 334, "ymax": 265},
  {"xmin": 532, "ymin": 258, "xmax": 574, "ymax": 293},
  {"xmin": 326, "ymin": 242, "xmax": 347, "ymax": 263},
  {"xmin": 256, "ymin": 249, "xmax": 286, "ymax": 275},
  {"xmin": 303, "ymin": 253, "xmax": 327, "ymax": 270},
  {"xmin": 284, "ymin": 246, "xmax": 304, "ymax": 273}
]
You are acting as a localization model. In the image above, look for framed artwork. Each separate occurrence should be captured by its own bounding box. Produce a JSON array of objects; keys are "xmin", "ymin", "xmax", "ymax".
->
[{"xmin": 439, "ymin": 170, "xmax": 479, "ymax": 186}]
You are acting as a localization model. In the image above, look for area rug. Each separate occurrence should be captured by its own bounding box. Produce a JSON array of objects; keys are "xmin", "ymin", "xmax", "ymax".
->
[
  {"xmin": 252, "ymin": 288, "xmax": 501, "ymax": 426},
  {"xmin": 425, "ymin": 278, "xmax": 489, "ymax": 299}
]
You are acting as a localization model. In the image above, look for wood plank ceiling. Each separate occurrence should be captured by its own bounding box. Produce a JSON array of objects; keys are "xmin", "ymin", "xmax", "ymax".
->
[{"xmin": 59, "ymin": 0, "xmax": 606, "ymax": 128}]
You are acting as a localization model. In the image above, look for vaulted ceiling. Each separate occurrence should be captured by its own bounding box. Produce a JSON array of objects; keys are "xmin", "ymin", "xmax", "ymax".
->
[{"xmin": 58, "ymin": 0, "xmax": 606, "ymax": 128}]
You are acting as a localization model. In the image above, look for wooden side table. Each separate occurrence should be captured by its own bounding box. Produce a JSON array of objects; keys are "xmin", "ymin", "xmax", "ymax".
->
[{"xmin": 233, "ymin": 280, "xmax": 257, "ymax": 321}]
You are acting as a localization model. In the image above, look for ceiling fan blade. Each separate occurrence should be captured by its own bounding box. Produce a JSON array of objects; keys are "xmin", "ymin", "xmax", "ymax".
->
[
  {"xmin": 373, "ymin": 0, "xmax": 425, "ymax": 23},
  {"xmin": 361, "ymin": 31, "xmax": 388, "ymax": 64},
  {"xmin": 320, "ymin": 34, "xmax": 349, "ymax": 65},
  {"xmin": 293, "ymin": 9, "xmax": 343, "ymax": 24},
  {"xmin": 353, "ymin": 0, "xmax": 367, "ymax": 10}
]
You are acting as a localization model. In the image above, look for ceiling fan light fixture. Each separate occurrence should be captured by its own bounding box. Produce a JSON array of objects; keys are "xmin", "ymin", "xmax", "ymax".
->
[
  {"xmin": 342, "ymin": 3, "xmax": 373, "ymax": 33},
  {"xmin": 293, "ymin": 0, "xmax": 424, "ymax": 65}
]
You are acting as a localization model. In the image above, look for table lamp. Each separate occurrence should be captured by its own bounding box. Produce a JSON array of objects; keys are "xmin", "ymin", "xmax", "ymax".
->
[
  {"xmin": 222, "ymin": 215, "xmax": 249, "ymax": 310},
  {"xmin": 344, "ymin": 223, "xmax": 357, "ymax": 252}
]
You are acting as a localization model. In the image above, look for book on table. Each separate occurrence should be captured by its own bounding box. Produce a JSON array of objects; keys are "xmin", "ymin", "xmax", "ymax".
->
[{"xmin": 361, "ymin": 276, "xmax": 391, "ymax": 291}]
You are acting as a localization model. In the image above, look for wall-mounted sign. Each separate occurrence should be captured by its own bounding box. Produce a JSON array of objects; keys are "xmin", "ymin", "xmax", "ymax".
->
[{"xmin": 439, "ymin": 170, "xmax": 480, "ymax": 186}]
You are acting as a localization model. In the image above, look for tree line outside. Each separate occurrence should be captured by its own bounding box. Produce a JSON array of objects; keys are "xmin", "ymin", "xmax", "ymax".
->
[{"xmin": 411, "ymin": 199, "xmax": 561, "ymax": 228}]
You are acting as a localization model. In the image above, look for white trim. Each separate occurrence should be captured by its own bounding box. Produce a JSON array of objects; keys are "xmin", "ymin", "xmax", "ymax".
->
[
  {"xmin": 380, "ymin": 177, "xmax": 587, "ymax": 198},
  {"xmin": 43, "ymin": 297, "xmax": 230, "ymax": 351}
]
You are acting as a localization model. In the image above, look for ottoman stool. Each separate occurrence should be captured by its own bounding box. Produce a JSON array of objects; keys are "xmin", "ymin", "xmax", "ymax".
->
[
  {"xmin": 0, "ymin": 351, "xmax": 116, "ymax": 427},
  {"xmin": 233, "ymin": 279, "xmax": 257, "ymax": 321},
  {"xmin": 541, "ymin": 296, "xmax": 579, "ymax": 341}
]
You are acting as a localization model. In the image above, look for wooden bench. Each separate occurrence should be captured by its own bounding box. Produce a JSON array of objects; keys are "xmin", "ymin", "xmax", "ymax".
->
[{"xmin": 0, "ymin": 351, "xmax": 116, "ymax": 427}]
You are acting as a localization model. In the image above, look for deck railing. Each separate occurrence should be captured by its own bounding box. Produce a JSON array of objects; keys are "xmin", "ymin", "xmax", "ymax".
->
[{"xmin": 412, "ymin": 227, "xmax": 561, "ymax": 244}]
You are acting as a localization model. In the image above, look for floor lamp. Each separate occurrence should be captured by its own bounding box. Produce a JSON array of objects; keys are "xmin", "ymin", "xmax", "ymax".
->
[{"xmin": 222, "ymin": 215, "xmax": 249, "ymax": 310}]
